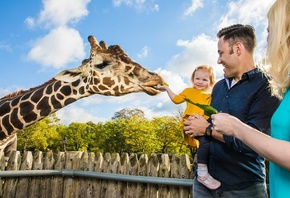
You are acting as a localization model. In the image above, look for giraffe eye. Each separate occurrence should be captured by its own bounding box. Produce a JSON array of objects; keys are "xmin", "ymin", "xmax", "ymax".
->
[{"xmin": 95, "ymin": 61, "xmax": 109, "ymax": 69}]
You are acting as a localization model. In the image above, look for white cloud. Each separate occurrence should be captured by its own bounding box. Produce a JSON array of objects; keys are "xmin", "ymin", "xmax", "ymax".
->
[
  {"xmin": 23, "ymin": 0, "xmax": 91, "ymax": 69},
  {"xmin": 24, "ymin": 17, "xmax": 35, "ymax": 29},
  {"xmin": 36, "ymin": 0, "xmax": 90, "ymax": 28},
  {"xmin": 137, "ymin": 46, "xmax": 149, "ymax": 58},
  {"xmin": 216, "ymin": 0, "xmax": 274, "ymax": 31},
  {"xmin": 153, "ymin": 4, "xmax": 159, "ymax": 12},
  {"xmin": 78, "ymin": 93, "xmax": 139, "ymax": 107},
  {"xmin": 0, "ymin": 42, "xmax": 11, "ymax": 52},
  {"xmin": 0, "ymin": 87, "xmax": 15, "ymax": 98},
  {"xmin": 113, "ymin": 0, "xmax": 130, "ymax": 7},
  {"xmin": 167, "ymin": 34, "xmax": 223, "ymax": 80},
  {"xmin": 184, "ymin": 0, "xmax": 203, "ymax": 16},
  {"xmin": 26, "ymin": 27, "xmax": 85, "ymax": 69},
  {"xmin": 56, "ymin": 104, "xmax": 106, "ymax": 125},
  {"xmin": 155, "ymin": 68, "xmax": 187, "ymax": 93},
  {"xmin": 113, "ymin": 0, "xmax": 159, "ymax": 12}
]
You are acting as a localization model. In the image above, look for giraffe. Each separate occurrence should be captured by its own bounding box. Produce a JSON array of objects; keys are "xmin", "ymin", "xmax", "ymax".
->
[{"xmin": 0, "ymin": 35, "xmax": 164, "ymax": 157}]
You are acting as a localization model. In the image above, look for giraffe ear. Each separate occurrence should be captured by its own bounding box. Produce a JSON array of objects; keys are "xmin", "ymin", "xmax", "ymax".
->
[{"xmin": 54, "ymin": 68, "xmax": 84, "ymax": 82}]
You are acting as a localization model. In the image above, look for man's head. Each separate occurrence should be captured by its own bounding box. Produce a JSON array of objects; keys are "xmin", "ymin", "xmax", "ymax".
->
[
  {"xmin": 216, "ymin": 24, "xmax": 257, "ymax": 80},
  {"xmin": 217, "ymin": 24, "xmax": 256, "ymax": 54}
]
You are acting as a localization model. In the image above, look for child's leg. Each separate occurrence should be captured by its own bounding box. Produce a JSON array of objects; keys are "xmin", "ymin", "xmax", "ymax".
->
[
  {"xmin": 196, "ymin": 136, "xmax": 221, "ymax": 190},
  {"xmin": 197, "ymin": 163, "xmax": 208, "ymax": 177}
]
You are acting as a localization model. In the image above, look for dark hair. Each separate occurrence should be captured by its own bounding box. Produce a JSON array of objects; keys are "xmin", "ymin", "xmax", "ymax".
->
[{"xmin": 217, "ymin": 24, "xmax": 256, "ymax": 53}]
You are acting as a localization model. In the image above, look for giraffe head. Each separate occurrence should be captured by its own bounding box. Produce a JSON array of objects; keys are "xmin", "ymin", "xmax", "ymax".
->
[{"xmin": 54, "ymin": 35, "xmax": 164, "ymax": 96}]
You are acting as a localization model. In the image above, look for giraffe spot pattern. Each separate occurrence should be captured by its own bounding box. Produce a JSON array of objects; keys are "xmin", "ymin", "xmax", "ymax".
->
[
  {"xmin": 2, "ymin": 115, "xmax": 14, "ymax": 135},
  {"xmin": 51, "ymin": 95, "xmax": 62, "ymax": 110},
  {"xmin": 0, "ymin": 35, "xmax": 164, "ymax": 143},
  {"xmin": 38, "ymin": 97, "xmax": 51, "ymax": 117},
  {"xmin": 11, "ymin": 108, "xmax": 23, "ymax": 129},
  {"xmin": 0, "ymin": 102, "xmax": 10, "ymax": 117}
]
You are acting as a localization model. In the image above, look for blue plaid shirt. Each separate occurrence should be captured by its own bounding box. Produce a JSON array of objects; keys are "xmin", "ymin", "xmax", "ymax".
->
[{"xmin": 209, "ymin": 68, "xmax": 280, "ymax": 190}]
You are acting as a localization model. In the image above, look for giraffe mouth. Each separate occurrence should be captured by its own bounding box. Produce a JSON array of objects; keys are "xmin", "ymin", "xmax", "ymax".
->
[{"xmin": 140, "ymin": 84, "xmax": 161, "ymax": 96}]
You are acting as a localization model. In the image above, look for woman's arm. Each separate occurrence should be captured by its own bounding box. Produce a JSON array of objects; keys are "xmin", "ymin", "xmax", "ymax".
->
[{"xmin": 211, "ymin": 113, "xmax": 290, "ymax": 170}]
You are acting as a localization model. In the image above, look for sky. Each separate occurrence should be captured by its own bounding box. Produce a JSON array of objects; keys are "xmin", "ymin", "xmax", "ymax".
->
[{"xmin": 0, "ymin": 0, "xmax": 275, "ymax": 125}]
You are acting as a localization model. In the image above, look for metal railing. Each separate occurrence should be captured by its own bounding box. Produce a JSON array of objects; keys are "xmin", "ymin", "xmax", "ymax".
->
[{"xmin": 0, "ymin": 169, "xmax": 194, "ymax": 197}]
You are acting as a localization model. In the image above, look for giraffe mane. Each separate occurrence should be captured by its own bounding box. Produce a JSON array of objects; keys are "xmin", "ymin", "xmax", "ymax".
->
[
  {"xmin": 1, "ymin": 78, "xmax": 57, "ymax": 100},
  {"xmin": 107, "ymin": 45, "xmax": 133, "ymax": 64}
]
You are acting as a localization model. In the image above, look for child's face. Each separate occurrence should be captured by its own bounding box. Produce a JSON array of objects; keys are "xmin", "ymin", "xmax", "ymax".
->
[{"xmin": 193, "ymin": 69, "xmax": 211, "ymax": 91}]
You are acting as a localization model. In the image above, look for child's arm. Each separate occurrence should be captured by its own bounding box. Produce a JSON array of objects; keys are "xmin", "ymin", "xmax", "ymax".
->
[{"xmin": 156, "ymin": 84, "xmax": 176, "ymax": 101}]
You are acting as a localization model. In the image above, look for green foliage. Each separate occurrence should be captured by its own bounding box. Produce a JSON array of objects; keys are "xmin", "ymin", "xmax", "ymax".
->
[
  {"xmin": 112, "ymin": 108, "xmax": 145, "ymax": 120},
  {"xmin": 16, "ymin": 108, "xmax": 192, "ymax": 157},
  {"xmin": 17, "ymin": 113, "xmax": 63, "ymax": 151},
  {"xmin": 151, "ymin": 116, "xmax": 189, "ymax": 154},
  {"xmin": 101, "ymin": 119, "xmax": 128, "ymax": 153},
  {"xmin": 123, "ymin": 116, "xmax": 160, "ymax": 154}
]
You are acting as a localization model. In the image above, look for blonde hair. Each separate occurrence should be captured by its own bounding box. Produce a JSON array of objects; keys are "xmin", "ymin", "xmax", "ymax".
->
[
  {"xmin": 190, "ymin": 65, "xmax": 216, "ymax": 90},
  {"xmin": 267, "ymin": 0, "xmax": 290, "ymax": 97}
]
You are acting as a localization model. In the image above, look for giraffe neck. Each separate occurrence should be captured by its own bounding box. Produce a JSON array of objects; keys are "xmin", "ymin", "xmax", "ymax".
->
[{"xmin": 0, "ymin": 79, "xmax": 89, "ymax": 140}]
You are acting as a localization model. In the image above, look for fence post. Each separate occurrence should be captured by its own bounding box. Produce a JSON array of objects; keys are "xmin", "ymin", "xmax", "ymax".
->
[
  {"xmin": 0, "ymin": 151, "xmax": 195, "ymax": 198},
  {"xmin": 158, "ymin": 154, "xmax": 170, "ymax": 197},
  {"xmin": 147, "ymin": 153, "xmax": 159, "ymax": 198},
  {"xmin": 0, "ymin": 151, "xmax": 5, "ymax": 197}
]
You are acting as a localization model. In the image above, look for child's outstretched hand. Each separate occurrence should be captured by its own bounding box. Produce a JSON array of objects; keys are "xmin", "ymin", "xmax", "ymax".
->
[
  {"xmin": 156, "ymin": 83, "xmax": 168, "ymax": 91},
  {"xmin": 156, "ymin": 84, "xmax": 165, "ymax": 91}
]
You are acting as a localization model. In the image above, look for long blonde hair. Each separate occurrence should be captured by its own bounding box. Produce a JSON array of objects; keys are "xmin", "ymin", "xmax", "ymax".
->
[{"xmin": 267, "ymin": 0, "xmax": 290, "ymax": 97}]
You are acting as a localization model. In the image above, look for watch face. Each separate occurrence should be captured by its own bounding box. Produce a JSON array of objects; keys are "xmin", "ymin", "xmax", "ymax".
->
[
  {"xmin": 207, "ymin": 128, "xmax": 211, "ymax": 136},
  {"xmin": 206, "ymin": 124, "xmax": 212, "ymax": 136}
]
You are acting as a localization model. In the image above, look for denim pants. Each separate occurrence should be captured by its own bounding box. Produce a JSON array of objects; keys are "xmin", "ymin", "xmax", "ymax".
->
[{"xmin": 193, "ymin": 177, "xmax": 268, "ymax": 198}]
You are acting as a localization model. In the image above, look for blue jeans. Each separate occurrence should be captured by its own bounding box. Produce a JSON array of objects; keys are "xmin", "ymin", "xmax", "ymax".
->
[{"xmin": 193, "ymin": 177, "xmax": 268, "ymax": 198}]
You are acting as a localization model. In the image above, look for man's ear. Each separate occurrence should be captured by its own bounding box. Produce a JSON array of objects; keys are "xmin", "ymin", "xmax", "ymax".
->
[{"xmin": 234, "ymin": 42, "xmax": 243, "ymax": 56}]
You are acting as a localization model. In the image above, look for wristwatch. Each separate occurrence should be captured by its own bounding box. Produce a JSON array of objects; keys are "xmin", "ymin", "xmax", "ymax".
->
[{"xmin": 205, "ymin": 123, "xmax": 213, "ymax": 136}]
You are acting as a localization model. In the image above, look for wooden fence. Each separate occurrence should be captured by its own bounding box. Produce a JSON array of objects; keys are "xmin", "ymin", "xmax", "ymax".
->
[{"xmin": 0, "ymin": 151, "xmax": 195, "ymax": 198}]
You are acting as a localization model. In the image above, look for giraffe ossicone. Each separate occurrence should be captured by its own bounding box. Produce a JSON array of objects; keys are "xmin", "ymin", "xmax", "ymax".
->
[{"xmin": 0, "ymin": 35, "xmax": 165, "ymax": 156}]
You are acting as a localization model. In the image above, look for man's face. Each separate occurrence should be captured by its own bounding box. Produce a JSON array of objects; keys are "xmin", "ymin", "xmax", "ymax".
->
[{"xmin": 217, "ymin": 37, "xmax": 239, "ymax": 79}]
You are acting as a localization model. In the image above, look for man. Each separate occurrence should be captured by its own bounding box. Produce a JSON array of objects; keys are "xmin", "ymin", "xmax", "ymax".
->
[{"xmin": 183, "ymin": 24, "xmax": 280, "ymax": 197}]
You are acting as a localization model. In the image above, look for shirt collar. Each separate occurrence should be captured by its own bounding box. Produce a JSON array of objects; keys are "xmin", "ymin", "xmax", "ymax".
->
[
  {"xmin": 225, "ymin": 68, "xmax": 259, "ymax": 88},
  {"xmin": 241, "ymin": 68, "xmax": 259, "ymax": 80}
]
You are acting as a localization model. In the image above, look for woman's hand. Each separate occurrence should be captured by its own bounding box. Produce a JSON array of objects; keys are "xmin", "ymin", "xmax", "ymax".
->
[{"xmin": 211, "ymin": 113, "xmax": 241, "ymax": 136}]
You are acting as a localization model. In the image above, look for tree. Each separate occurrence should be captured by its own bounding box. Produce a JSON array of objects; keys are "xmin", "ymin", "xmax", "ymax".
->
[
  {"xmin": 64, "ymin": 122, "xmax": 90, "ymax": 151},
  {"xmin": 17, "ymin": 113, "xmax": 62, "ymax": 151},
  {"xmin": 85, "ymin": 121, "xmax": 105, "ymax": 152},
  {"xmin": 112, "ymin": 108, "xmax": 145, "ymax": 120},
  {"xmin": 151, "ymin": 116, "xmax": 189, "ymax": 154},
  {"xmin": 16, "ymin": 108, "xmax": 192, "ymax": 158},
  {"xmin": 101, "ymin": 119, "xmax": 129, "ymax": 153},
  {"xmin": 123, "ymin": 116, "xmax": 160, "ymax": 154}
]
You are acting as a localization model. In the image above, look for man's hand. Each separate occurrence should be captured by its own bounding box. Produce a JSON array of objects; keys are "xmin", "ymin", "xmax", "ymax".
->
[{"xmin": 183, "ymin": 114, "xmax": 210, "ymax": 137}]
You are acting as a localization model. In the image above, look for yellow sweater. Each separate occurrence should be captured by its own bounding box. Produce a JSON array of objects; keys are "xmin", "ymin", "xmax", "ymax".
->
[{"xmin": 172, "ymin": 88, "xmax": 211, "ymax": 148}]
